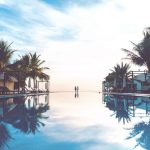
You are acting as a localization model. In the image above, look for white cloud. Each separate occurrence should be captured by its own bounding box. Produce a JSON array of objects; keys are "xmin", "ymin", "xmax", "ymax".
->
[{"xmin": 0, "ymin": 0, "xmax": 8, "ymax": 4}]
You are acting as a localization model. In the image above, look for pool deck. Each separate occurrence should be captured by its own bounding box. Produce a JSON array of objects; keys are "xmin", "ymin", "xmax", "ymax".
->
[
  {"xmin": 0, "ymin": 92, "xmax": 49, "ymax": 99},
  {"xmin": 102, "ymin": 92, "xmax": 150, "ymax": 97}
]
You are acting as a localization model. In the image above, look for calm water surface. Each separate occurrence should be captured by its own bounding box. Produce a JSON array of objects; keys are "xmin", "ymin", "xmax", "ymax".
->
[{"xmin": 1, "ymin": 92, "xmax": 150, "ymax": 150}]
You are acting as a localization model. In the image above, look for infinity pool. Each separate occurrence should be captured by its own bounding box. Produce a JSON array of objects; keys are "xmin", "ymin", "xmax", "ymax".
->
[{"xmin": 1, "ymin": 92, "xmax": 149, "ymax": 150}]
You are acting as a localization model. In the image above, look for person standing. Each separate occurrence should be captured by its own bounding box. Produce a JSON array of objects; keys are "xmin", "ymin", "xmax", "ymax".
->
[
  {"xmin": 76, "ymin": 86, "xmax": 79, "ymax": 93},
  {"xmin": 74, "ymin": 86, "xmax": 77, "ymax": 92}
]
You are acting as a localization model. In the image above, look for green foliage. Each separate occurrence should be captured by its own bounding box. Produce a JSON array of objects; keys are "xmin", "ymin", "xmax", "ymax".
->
[
  {"xmin": 13, "ymin": 52, "xmax": 49, "ymax": 84},
  {"xmin": 105, "ymin": 62, "xmax": 130, "ymax": 86},
  {"xmin": 0, "ymin": 40, "xmax": 15, "ymax": 71},
  {"xmin": 0, "ymin": 39, "xmax": 50, "ymax": 87},
  {"xmin": 122, "ymin": 27, "xmax": 150, "ymax": 71},
  {"xmin": 110, "ymin": 62, "xmax": 130, "ymax": 78}
]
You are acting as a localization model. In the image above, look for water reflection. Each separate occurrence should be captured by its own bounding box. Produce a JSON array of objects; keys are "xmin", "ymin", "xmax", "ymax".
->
[
  {"xmin": 127, "ymin": 121, "xmax": 150, "ymax": 150},
  {"xmin": 74, "ymin": 93, "xmax": 79, "ymax": 98},
  {"xmin": 103, "ymin": 94, "xmax": 133, "ymax": 124},
  {"xmin": 0, "ymin": 94, "xmax": 49, "ymax": 149},
  {"xmin": 103, "ymin": 94, "xmax": 150, "ymax": 121},
  {"xmin": 0, "ymin": 123, "xmax": 12, "ymax": 149},
  {"xmin": 103, "ymin": 93, "xmax": 150, "ymax": 149},
  {"xmin": 2, "ymin": 92, "xmax": 150, "ymax": 150}
]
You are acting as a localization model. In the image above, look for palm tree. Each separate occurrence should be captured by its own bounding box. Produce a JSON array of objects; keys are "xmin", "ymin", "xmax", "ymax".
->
[
  {"xmin": 105, "ymin": 72, "xmax": 115, "ymax": 83},
  {"xmin": 28, "ymin": 52, "xmax": 49, "ymax": 88},
  {"xmin": 10, "ymin": 54, "xmax": 31, "ymax": 88},
  {"xmin": 122, "ymin": 27, "xmax": 150, "ymax": 71},
  {"xmin": 12, "ymin": 52, "xmax": 49, "ymax": 89},
  {"xmin": 0, "ymin": 40, "xmax": 15, "ymax": 71},
  {"xmin": 111, "ymin": 62, "xmax": 130, "ymax": 78},
  {"xmin": 110, "ymin": 62, "xmax": 130, "ymax": 88},
  {"xmin": 105, "ymin": 72, "xmax": 116, "ymax": 89}
]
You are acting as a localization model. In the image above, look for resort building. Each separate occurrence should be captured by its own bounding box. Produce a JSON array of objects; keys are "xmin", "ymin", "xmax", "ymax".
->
[
  {"xmin": 133, "ymin": 72, "xmax": 150, "ymax": 92},
  {"xmin": 0, "ymin": 73, "xmax": 18, "ymax": 91},
  {"xmin": 103, "ymin": 71, "xmax": 150, "ymax": 93}
]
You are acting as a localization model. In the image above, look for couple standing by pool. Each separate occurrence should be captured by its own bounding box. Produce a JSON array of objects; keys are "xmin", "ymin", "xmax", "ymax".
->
[
  {"xmin": 74, "ymin": 86, "xmax": 79, "ymax": 93},
  {"xmin": 74, "ymin": 86, "xmax": 79, "ymax": 98}
]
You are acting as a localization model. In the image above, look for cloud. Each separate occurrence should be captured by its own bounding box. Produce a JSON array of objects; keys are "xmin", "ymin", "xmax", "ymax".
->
[
  {"xmin": 49, "ymin": 27, "xmax": 79, "ymax": 41},
  {"xmin": 41, "ymin": 0, "xmax": 103, "ymax": 10},
  {"xmin": 0, "ymin": 0, "xmax": 9, "ymax": 4},
  {"xmin": 0, "ymin": 0, "xmax": 80, "ymax": 51},
  {"xmin": 41, "ymin": 116, "xmax": 134, "ymax": 150}
]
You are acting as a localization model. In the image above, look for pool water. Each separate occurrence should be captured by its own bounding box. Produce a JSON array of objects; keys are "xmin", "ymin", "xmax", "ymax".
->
[{"xmin": 1, "ymin": 92, "xmax": 150, "ymax": 150}]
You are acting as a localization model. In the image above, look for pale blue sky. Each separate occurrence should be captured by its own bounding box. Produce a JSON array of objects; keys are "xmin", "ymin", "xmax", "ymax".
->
[{"xmin": 0, "ymin": 0, "xmax": 149, "ymax": 91}]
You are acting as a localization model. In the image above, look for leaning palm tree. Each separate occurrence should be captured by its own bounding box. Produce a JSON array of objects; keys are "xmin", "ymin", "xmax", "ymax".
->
[
  {"xmin": 0, "ymin": 40, "xmax": 15, "ymax": 71},
  {"xmin": 122, "ymin": 27, "xmax": 150, "ymax": 71}
]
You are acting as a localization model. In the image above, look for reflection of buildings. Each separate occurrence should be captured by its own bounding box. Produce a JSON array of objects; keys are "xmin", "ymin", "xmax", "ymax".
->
[
  {"xmin": 0, "ymin": 94, "xmax": 49, "ymax": 149},
  {"xmin": 0, "ymin": 94, "xmax": 50, "ymax": 117},
  {"xmin": 103, "ymin": 93, "xmax": 150, "ymax": 149},
  {"xmin": 103, "ymin": 94, "xmax": 150, "ymax": 119},
  {"xmin": 25, "ymin": 95, "xmax": 49, "ymax": 109}
]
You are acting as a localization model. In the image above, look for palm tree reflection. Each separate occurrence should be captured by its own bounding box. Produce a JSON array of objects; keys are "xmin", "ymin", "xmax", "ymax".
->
[
  {"xmin": 0, "ymin": 95, "xmax": 49, "ymax": 148},
  {"xmin": 6, "ymin": 105, "xmax": 46, "ymax": 134},
  {"xmin": 104, "ymin": 95, "xmax": 132, "ymax": 124},
  {"xmin": 104, "ymin": 94, "xmax": 150, "ymax": 149},
  {"xmin": 127, "ymin": 121, "xmax": 150, "ymax": 149},
  {"xmin": 113, "ymin": 99, "xmax": 131, "ymax": 124},
  {"xmin": 0, "ymin": 122, "xmax": 12, "ymax": 149},
  {"xmin": 6, "ymin": 102, "xmax": 48, "ymax": 134}
]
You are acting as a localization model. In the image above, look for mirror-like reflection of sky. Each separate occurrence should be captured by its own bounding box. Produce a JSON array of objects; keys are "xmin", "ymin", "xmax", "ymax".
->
[{"xmin": 3, "ymin": 93, "xmax": 147, "ymax": 150}]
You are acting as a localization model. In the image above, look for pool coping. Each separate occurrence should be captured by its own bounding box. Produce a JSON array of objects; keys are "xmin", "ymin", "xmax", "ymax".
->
[
  {"xmin": 0, "ymin": 92, "xmax": 49, "ymax": 99},
  {"xmin": 102, "ymin": 92, "xmax": 150, "ymax": 97}
]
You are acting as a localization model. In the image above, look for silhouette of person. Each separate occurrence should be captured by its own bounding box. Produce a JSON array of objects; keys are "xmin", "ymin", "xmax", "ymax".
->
[
  {"xmin": 75, "ymin": 86, "xmax": 77, "ymax": 92},
  {"xmin": 76, "ymin": 86, "xmax": 79, "ymax": 93}
]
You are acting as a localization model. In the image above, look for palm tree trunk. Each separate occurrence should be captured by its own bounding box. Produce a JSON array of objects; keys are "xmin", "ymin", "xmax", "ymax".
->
[
  {"xmin": 148, "ymin": 65, "xmax": 150, "ymax": 72},
  {"xmin": 114, "ymin": 78, "xmax": 117, "ymax": 88},
  {"xmin": 34, "ymin": 79, "xmax": 36, "ymax": 89},
  {"xmin": 28, "ymin": 78, "xmax": 31, "ymax": 88},
  {"xmin": 123, "ymin": 76, "xmax": 126, "ymax": 88},
  {"xmin": 34, "ymin": 78, "xmax": 37, "ymax": 91},
  {"xmin": 18, "ymin": 71, "xmax": 20, "ymax": 94}
]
